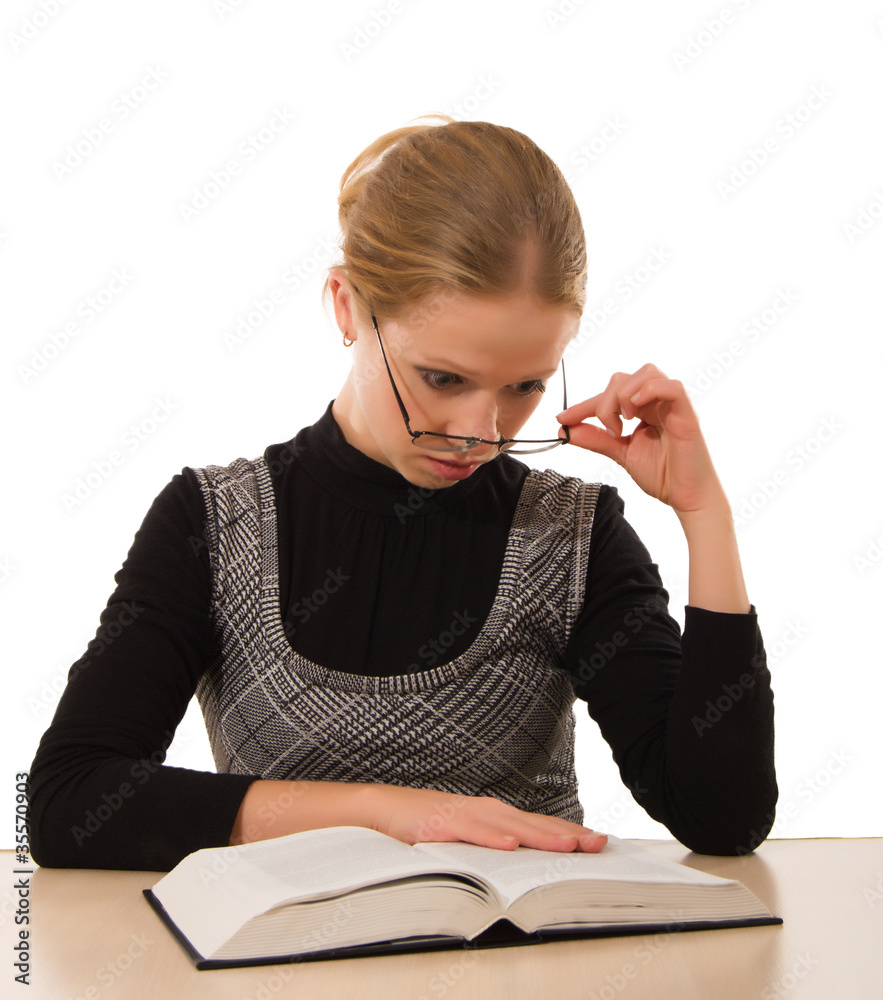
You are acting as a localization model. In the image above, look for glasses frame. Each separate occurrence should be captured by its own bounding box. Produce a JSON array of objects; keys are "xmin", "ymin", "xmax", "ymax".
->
[{"xmin": 371, "ymin": 314, "xmax": 570, "ymax": 455}]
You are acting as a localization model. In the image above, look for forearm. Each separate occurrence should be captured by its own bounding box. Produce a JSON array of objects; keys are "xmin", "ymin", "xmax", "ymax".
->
[
  {"xmin": 29, "ymin": 748, "xmax": 255, "ymax": 871},
  {"xmin": 675, "ymin": 492, "xmax": 750, "ymax": 614},
  {"xmin": 229, "ymin": 779, "xmax": 381, "ymax": 846},
  {"xmin": 581, "ymin": 605, "xmax": 777, "ymax": 855}
]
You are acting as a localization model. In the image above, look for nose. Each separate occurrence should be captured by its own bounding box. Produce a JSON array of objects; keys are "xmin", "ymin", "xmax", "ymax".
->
[{"xmin": 442, "ymin": 391, "xmax": 500, "ymax": 446}]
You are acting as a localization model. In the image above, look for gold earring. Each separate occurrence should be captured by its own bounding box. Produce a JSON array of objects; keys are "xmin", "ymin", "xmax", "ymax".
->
[{"xmin": 343, "ymin": 332, "xmax": 354, "ymax": 347}]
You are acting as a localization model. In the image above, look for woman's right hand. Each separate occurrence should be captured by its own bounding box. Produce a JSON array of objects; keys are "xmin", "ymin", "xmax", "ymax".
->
[{"xmin": 365, "ymin": 784, "xmax": 607, "ymax": 852}]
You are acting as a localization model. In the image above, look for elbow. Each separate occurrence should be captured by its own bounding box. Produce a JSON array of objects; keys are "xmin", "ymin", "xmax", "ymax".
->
[
  {"xmin": 28, "ymin": 755, "xmax": 103, "ymax": 870},
  {"xmin": 28, "ymin": 796, "xmax": 60, "ymax": 869},
  {"xmin": 28, "ymin": 780, "xmax": 77, "ymax": 870},
  {"xmin": 672, "ymin": 787, "xmax": 780, "ymax": 857}
]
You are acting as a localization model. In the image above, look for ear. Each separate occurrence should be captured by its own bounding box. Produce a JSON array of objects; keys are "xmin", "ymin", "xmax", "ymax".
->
[{"xmin": 328, "ymin": 270, "xmax": 364, "ymax": 341}]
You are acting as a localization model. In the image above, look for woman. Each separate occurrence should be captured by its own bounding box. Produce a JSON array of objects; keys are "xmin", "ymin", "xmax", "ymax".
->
[{"xmin": 29, "ymin": 115, "xmax": 776, "ymax": 871}]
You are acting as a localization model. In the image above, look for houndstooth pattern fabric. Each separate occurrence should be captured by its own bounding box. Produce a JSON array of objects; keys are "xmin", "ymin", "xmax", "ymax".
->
[{"xmin": 192, "ymin": 456, "xmax": 601, "ymax": 824}]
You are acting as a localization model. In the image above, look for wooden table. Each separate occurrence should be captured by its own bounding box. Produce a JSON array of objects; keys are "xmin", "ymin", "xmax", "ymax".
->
[{"xmin": 5, "ymin": 839, "xmax": 882, "ymax": 999}]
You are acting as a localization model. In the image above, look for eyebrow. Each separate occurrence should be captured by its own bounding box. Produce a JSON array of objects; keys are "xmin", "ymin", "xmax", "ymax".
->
[{"xmin": 417, "ymin": 359, "xmax": 558, "ymax": 381}]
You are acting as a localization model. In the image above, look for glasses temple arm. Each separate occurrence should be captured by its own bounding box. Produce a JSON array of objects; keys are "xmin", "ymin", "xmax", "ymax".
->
[{"xmin": 372, "ymin": 316, "xmax": 416, "ymax": 433}]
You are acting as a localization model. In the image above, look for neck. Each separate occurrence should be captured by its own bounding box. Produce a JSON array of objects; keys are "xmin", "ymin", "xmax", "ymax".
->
[{"xmin": 331, "ymin": 378, "xmax": 387, "ymax": 469}]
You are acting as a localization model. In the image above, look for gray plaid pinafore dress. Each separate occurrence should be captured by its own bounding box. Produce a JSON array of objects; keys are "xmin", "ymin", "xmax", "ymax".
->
[{"xmin": 192, "ymin": 456, "xmax": 600, "ymax": 824}]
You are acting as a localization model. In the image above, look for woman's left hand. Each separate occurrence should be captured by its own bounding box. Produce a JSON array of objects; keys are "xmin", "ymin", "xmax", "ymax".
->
[{"xmin": 557, "ymin": 363, "xmax": 726, "ymax": 515}]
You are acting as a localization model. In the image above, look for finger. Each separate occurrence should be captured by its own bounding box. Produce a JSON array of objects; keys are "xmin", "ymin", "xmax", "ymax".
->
[
  {"xmin": 561, "ymin": 366, "xmax": 672, "ymax": 427},
  {"xmin": 603, "ymin": 366, "xmax": 673, "ymax": 424},
  {"xmin": 628, "ymin": 376, "xmax": 686, "ymax": 409},
  {"xmin": 498, "ymin": 820, "xmax": 608, "ymax": 853},
  {"xmin": 553, "ymin": 829, "xmax": 608, "ymax": 852},
  {"xmin": 558, "ymin": 390, "xmax": 625, "ymax": 439},
  {"xmin": 617, "ymin": 362, "xmax": 668, "ymax": 399},
  {"xmin": 557, "ymin": 392, "xmax": 603, "ymax": 424},
  {"xmin": 560, "ymin": 369, "xmax": 655, "ymax": 436},
  {"xmin": 564, "ymin": 420, "xmax": 630, "ymax": 462}
]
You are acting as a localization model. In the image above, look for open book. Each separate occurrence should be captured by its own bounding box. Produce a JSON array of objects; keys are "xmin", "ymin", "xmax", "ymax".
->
[{"xmin": 143, "ymin": 826, "xmax": 781, "ymax": 969}]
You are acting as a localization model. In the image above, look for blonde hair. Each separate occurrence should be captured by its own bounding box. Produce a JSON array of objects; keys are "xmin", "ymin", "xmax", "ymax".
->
[{"xmin": 322, "ymin": 114, "xmax": 587, "ymax": 324}]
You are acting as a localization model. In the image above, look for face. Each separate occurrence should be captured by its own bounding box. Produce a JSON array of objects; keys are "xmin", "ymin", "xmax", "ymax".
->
[{"xmin": 330, "ymin": 275, "xmax": 579, "ymax": 489}]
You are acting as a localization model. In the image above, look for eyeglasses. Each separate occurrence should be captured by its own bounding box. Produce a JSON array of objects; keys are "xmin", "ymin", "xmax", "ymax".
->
[{"xmin": 371, "ymin": 314, "xmax": 570, "ymax": 454}]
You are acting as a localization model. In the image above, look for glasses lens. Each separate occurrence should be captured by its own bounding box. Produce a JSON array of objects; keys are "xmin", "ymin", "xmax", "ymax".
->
[
  {"xmin": 503, "ymin": 439, "xmax": 566, "ymax": 455},
  {"xmin": 413, "ymin": 434, "xmax": 486, "ymax": 453},
  {"xmin": 410, "ymin": 435, "xmax": 566, "ymax": 454}
]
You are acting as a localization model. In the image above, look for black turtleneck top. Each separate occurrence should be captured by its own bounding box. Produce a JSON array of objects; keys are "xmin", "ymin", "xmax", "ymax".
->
[{"xmin": 29, "ymin": 401, "xmax": 777, "ymax": 870}]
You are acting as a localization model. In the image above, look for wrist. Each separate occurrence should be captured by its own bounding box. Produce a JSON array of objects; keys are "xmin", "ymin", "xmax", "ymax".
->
[
  {"xmin": 229, "ymin": 779, "xmax": 386, "ymax": 846},
  {"xmin": 674, "ymin": 495, "xmax": 751, "ymax": 615},
  {"xmin": 673, "ymin": 487, "xmax": 732, "ymax": 528}
]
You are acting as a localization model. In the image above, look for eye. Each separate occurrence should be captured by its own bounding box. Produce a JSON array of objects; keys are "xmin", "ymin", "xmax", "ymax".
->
[
  {"xmin": 511, "ymin": 380, "xmax": 546, "ymax": 398},
  {"xmin": 419, "ymin": 370, "xmax": 463, "ymax": 391},
  {"xmin": 417, "ymin": 370, "xmax": 546, "ymax": 396}
]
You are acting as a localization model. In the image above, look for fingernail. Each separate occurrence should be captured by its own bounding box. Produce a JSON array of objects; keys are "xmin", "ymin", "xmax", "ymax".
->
[
  {"xmin": 558, "ymin": 833, "xmax": 576, "ymax": 840},
  {"xmin": 630, "ymin": 392, "xmax": 641, "ymax": 403},
  {"xmin": 503, "ymin": 835, "xmax": 517, "ymax": 841},
  {"xmin": 607, "ymin": 427, "xmax": 617, "ymax": 438}
]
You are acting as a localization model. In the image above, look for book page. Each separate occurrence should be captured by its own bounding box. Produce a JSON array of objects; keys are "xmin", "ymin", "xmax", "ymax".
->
[
  {"xmin": 150, "ymin": 826, "xmax": 490, "ymax": 959},
  {"xmin": 414, "ymin": 835, "xmax": 735, "ymax": 909}
]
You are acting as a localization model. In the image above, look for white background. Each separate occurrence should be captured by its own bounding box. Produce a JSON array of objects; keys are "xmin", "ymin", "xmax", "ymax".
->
[{"xmin": 3, "ymin": 0, "xmax": 882, "ymax": 850}]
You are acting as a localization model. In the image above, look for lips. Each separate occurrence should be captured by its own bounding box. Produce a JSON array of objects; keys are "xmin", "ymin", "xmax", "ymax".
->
[{"xmin": 424, "ymin": 456, "xmax": 480, "ymax": 481}]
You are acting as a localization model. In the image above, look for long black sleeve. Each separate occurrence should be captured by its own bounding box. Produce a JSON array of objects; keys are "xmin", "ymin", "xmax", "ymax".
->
[
  {"xmin": 28, "ymin": 473, "xmax": 258, "ymax": 871},
  {"xmin": 565, "ymin": 488, "xmax": 777, "ymax": 855}
]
